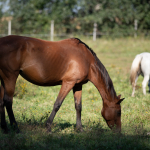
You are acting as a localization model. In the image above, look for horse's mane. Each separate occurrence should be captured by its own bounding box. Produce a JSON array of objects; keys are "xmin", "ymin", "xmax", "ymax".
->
[
  {"xmin": 73, "ymin": 38, "xmax": 96, "ymax": 57},
  {"xmin": 72, "ymin": 38, "xmax": 117, "ymax": 100}
]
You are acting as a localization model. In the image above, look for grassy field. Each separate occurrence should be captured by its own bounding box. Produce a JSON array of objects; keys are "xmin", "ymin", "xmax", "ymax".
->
[{"xmin": 0, "ymin": 37, "xmax": 150, "ymax": 150}]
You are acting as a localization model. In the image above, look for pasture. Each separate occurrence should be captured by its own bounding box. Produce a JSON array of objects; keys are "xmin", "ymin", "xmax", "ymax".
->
[{"xmin": 0, "ymin": 37, "xmax": 150, "ymax": 150}]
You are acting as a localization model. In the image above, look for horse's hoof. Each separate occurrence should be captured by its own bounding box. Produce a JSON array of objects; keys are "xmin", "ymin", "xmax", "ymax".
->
[
  {"xmin": 3, "ymin": 130, "xmax": 9, "ymax": 134},
  {"xmin": 75, "ymin": 127, "xmax": 84, "ymax": 132},
  {"xmin": 80, "ymin": 128, "xmax": 84, "ymax": 132},
  {"xmin": 10, "ymin": 125, "xmax": 20, "ymax": 134},
  {"xmin": 46, "ymin": 129, "xmax": 52, "ymax": 134},
  {"xmin": 16, "ymin": 129, "xmax": 20, "ymax": 134},
  {"xmin": 46, "ymin": 126, "xmax": 52, "ymax": 134},
  {"xmin": 2, "ymin": 128, "xmax": 9, "ymax": 134},
  {"xmin": 1, "ymin": 126, "xmax": 9, "ymax": 134}
]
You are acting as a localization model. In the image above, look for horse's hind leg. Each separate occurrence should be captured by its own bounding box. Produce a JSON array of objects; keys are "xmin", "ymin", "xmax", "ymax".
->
[
  {"xmin": 148, "ymin": 79, "xmax": 150, "ymax": 92},
  {"xmin": 3, "ymin": 75, "xmax": 19, "ymax": 133},
  {"xmin": 46, "ymin": 81, "xmax": 75, "ymax": 133},
  {"xmin": 142, "ymin": 75, "xmax": 149, "ymax": 95},
  {"xmin": 73, "ymin": 85, "xmax": 83, "ymax": 132},
  {"xmin": 131, "ymin": 76, "xmax": 139, "ymax": 97},
  {"xmin": 0, "ymin": 80, "xmax": 8, "ymax": 133}
]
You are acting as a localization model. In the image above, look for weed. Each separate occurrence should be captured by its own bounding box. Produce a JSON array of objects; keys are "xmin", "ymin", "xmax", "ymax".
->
[{"xmin": 14, "ymin": 76, "xmax": 28, "ymax": 99}]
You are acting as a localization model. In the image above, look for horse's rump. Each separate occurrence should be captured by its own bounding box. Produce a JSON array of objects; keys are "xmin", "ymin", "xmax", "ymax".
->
[{"xmin": 130, "ymin": 54, "xmax": 142, "ymax": 85}]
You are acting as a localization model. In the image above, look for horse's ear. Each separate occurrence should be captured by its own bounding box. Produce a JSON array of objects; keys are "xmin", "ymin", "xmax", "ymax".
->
[
  {"xmin": 116, "ymin": 98, "xmax": 125, "ymax": 104},
  {"xmin": 117, "ymin": 95, "xmax": 121, "ymax": 99}
]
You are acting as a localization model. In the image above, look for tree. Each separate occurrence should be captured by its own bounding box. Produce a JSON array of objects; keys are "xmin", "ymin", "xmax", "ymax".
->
[
  {"xmin": 7, "ymin": 0, "xmax": 78, "ymax": 34},
  {"xmin": 132, "ymin": 0, "xmax": 150, "ymax": 34},
  {"xmin": 2, "ymin": 0, "xmax": 150, "ymax": 36},
  {"xmin": 8, "ymin": 0, "xmax": 51, "ymax": 34}
]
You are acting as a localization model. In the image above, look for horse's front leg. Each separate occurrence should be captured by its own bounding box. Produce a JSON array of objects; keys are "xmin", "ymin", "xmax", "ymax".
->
[
  {"xmin": 73, "ymin": 85, "xmax": 83, "ymax": 132},
  {"xmin": 46, "ymin": 81, "xmax": 75, "ymax": 133},
  {"xmin": 131, "ymin": 83, "xmax": 136, "ymax": 97},
  {"xmin": 131, "ymin": 76, "xmax": 139, "ymax": 97}
]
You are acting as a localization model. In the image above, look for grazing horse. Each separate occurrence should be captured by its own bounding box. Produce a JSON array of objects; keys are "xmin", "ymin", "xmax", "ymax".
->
[
  {"xmin": 130, "ymin": 52, "xmax": 150, "ymax": 96},
  {"xmin": 0, "ymin": 35, "xmax": 124, "ymax": 133}
]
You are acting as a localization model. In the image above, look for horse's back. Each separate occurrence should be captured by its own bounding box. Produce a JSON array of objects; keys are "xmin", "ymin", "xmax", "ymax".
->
[
  {"xmin": 140, "ymin": 53, "xmax": 150, "ymax": 75},
  {"xmin": 139, "ymin": 52, "xmax": 150, "ymax": 57},
  {"xmin": 0, "ymin": 36, "xmax": 94, "ymax": 86}
]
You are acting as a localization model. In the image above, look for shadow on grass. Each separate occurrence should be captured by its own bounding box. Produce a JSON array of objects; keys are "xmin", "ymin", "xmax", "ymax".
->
[
  {"xmin": 0, "ymin": 121, "xmax": 150, "ymax": 150},
  {"xmin": 53, "ymin": 122, "xmax": 74, "ymax": 131}
]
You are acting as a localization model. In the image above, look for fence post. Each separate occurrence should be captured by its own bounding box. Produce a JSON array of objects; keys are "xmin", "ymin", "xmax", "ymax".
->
[
  {"xmin": 8, "ymin": 20, "xmax": 11, "ymax": 35},
  {"xmin": 50, "ymin": 20, "xmax": 54, "ymax": 41},
  {"xmin": 134, "ymin": 19, "xmax": 138, "ymax": 38},
  {"xmin": 93, "ymin": 23, "xmax": 97, "ymax": 41}
]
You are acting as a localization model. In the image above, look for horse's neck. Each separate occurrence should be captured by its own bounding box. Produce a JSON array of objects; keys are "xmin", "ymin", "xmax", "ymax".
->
[
  {"xmin": 90, "ymin": 63, "xmax": 116, "ymax": 102},
  {"xmin": 96, "ymin": 80, "xmax": 112, "ymax": 102}
]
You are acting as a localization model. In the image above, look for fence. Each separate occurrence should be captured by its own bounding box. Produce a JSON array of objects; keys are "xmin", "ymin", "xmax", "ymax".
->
[
  {"xmin": 0, "ymin": 20, "xmax": 100, "ymax": 41},
  {"xmin": 0, "ymin": 19, "xmax": 150, "ymax": 40}
]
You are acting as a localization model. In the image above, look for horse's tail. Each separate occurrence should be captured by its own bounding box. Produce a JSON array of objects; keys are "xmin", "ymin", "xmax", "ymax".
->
[{"xmin": 130, "ymin": 54, "xmax": 142, "ymax": 85}]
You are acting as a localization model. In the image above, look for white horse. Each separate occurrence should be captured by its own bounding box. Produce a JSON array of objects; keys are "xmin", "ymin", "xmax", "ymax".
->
[{"xmin": 130, "ymin": 52, "xmax": 150, "ymax": 97}]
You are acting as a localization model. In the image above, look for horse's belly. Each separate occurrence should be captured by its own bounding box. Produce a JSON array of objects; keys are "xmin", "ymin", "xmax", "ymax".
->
[
  {"xmin": 20, "ymin": 64, "xmax": 62, "ymax": 86},
  {"xmin": 19, "ymin": 54, "xmax": 90, "ymax": 86}
]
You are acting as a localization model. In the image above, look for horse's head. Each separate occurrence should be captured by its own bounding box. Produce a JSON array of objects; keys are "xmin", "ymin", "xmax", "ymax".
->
[{"xmin": 101, "ymin": 95, "xmax": 124, "ymax": 133}]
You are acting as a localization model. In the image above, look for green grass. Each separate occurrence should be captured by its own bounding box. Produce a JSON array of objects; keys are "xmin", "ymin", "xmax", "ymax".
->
[{"xmin": 0, "ymin": 37, "xmax": 150, "ymax": 150}]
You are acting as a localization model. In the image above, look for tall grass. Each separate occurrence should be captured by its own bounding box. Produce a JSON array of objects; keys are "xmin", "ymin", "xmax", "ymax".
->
[{"xmin": 0, "ymin": 37, "xmax": 150, "ymax": 150}]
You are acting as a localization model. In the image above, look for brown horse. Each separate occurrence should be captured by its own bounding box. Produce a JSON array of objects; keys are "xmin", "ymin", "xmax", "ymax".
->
[{"xmin": 0, "ymin": 35, "xmax": 124, "ymax": 133}]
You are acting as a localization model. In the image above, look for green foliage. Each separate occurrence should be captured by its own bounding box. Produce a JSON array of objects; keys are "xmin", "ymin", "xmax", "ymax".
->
[
  {"xmin": 1, "ymin": 0, "xmax": 150, "ymax": 36},
  {"xmin": 14, "ymin": 77, "xmax": 27, "ymax": 99},
  {"xmin": 8, "ymin": 0, "xmax": 50, "ymax": 34}
]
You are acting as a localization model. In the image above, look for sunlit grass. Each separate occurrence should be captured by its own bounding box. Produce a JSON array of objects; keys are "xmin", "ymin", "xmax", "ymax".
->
[{"xmin": 0, "ymin": 37, "xmax": 150, "ymax": 149}]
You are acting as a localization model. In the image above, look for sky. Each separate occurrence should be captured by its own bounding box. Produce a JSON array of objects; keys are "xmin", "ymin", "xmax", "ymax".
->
[{"xmin": 0, "ymin": 0, "xmax": 9, "ymax": 13}]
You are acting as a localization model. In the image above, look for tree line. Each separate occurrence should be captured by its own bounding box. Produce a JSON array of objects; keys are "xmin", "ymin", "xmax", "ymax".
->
[{"xmin": 0, "ymin": 0, "xmax": 150, "ymax": 37}]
